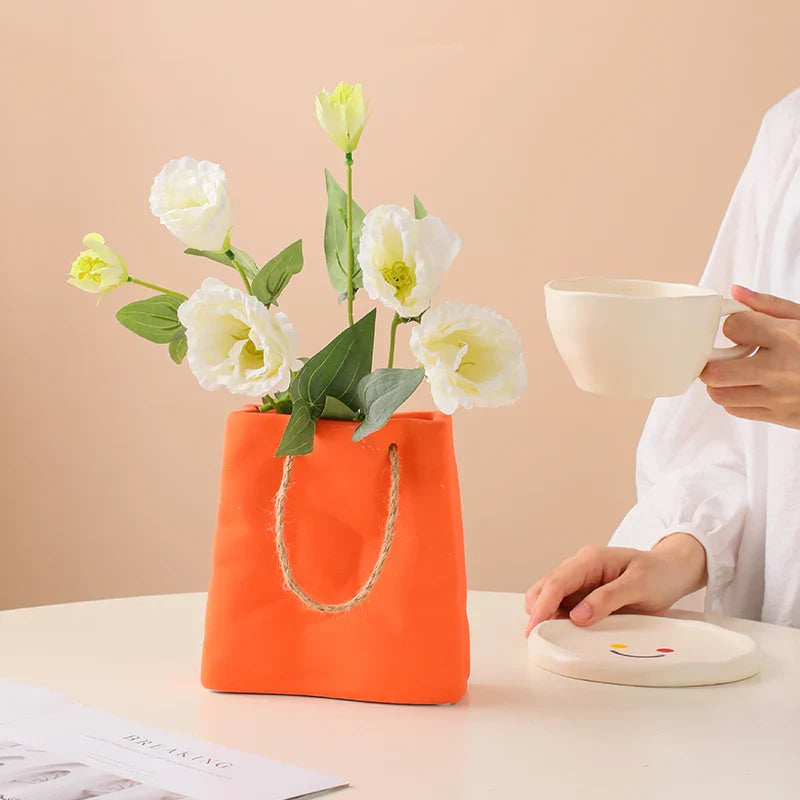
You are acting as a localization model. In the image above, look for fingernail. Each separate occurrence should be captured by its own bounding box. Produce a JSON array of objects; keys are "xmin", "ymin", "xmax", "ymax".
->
[
  {"xmin": 734, "ymin": 284, "xmax": 754, "ymax": 297},
  {"xmin": 570, "ymin": 601, "xmax": 592, "ymax": 623},
  {"xmin": 525, "ymin": 617, "xmax": 537, "ymax": 637}
]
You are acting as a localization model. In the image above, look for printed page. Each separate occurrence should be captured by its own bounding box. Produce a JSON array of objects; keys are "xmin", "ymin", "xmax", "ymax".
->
[
  {"xmin": 0, "ymin": 682, "xmax": 347, "ymax": 800},
  {"xmin": 0, "ymin": 679, "xmax": 81, "ymax": 724}
]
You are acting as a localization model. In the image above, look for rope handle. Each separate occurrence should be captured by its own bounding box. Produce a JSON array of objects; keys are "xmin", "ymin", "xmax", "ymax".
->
[{"xmin": 273, "ymin": 443, "xmax": 400, "ymax": 613}]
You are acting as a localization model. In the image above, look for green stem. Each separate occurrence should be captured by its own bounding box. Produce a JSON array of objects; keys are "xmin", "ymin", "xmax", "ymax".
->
[
  {"xmin": 258, "ymin": 395, "xmax": 276, "ymax": 413},
  {"xmin": 388, "ymin": 313, "xmax": 401, "ymax": 368},
  {"xmin": 345, "ymin": 151, "xmax": 355, "ymax": 326},
  {"xmin": 128, "ymin": 277, "xmax": 187, "ymax": 300},
  {"xmin": 226, "ymin": 250, "xmax": 252, "ymax": 295}
]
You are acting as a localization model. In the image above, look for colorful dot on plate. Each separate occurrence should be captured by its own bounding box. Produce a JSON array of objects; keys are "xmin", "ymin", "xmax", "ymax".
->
[
  {"xmin": 610, "ymin": 643, "xmax": 627, "ymax": 649},
  {"xmin": 656, "ymin": 648, "xmax": 674, "ymax": 653}
]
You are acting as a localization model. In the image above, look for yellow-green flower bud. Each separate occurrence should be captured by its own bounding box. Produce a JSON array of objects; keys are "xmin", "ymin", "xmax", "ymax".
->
[
  {"xmin": 315, "ymin": 82, "xmax": 368, "ymax": 154},
  {"xmin": 68, "ymin": 233, "xmax": 128, "ymax": 295}
]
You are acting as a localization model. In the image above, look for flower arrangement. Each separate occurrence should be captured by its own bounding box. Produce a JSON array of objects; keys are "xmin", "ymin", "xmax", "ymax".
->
[{"xmin": 69, "ymin": 83, "xmax": 526, "ymax": 455}]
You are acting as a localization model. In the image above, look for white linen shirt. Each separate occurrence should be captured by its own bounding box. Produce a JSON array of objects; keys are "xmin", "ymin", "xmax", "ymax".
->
[{"xmin": 610, "ymin": 89, "xmax": 800, "ymax": 627}]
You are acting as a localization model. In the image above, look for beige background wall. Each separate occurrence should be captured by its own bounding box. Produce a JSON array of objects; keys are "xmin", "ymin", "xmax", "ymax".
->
[{"xmin": 2, "ymin": 1, "xmax": 800, "ymax": 609}]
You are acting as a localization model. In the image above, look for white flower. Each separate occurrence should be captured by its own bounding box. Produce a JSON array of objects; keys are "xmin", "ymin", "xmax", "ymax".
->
[
  {"xmin": 315, "ymin": 82, "xmax": 368, "ymax": 153},
  {"xmin": 358, "ymin": 205, "xmax": 461, "ymax": 318},
  {"xmin": 68, "ymin": 233, "xmax": 128, "ymax": 295},
  {"xmin": 410, "ymin": 302, "xmax": 526, "ymax": 414},
  {"xmin": 178, "ymin": 278, "xmax": 302, "ymax": 397},
  {"xmin": 149, "ymin": 157, "xmax": 233, "ymax": 251}
]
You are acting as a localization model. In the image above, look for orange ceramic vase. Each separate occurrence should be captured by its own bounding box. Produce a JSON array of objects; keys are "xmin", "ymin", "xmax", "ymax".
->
[{"xmin": 201, "ymin": 406, "xmax": 470, "ymax": 704}]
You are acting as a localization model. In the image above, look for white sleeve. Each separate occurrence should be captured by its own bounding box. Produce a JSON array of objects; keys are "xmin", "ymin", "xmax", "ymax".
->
[
  {"xmin": 609, "ymin": 109, "xmax": 780, "ymax": 611},
  {"xmin": 609, "ymin": 384, "xmax": 747, "ymax": 611}
]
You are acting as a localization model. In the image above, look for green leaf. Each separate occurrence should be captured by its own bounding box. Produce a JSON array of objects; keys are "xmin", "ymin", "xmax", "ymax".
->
[
  {"xmin": 291, "ymin": 309, "xmax": 376, "ymax": 413},
  {"xmin": 228, "ymin": 247, "xmax": 259, "ymax": 280},
  {"xmin": 116, "ymin": 294, "xmax": 185, "ymax": 344},
  {"xmin": 413, "ymin": 195, "xmax": 428, "ymax": 219},
  {"xmin": 184, "ymin": 248, "xmax": 235, "ymax": 268},
  {"xmin": 168, "ymin": 333, "xmax": 188, "ymax": 365},
  {"xmin": 324, "ymin": 169, "xmax": 366, "ymax": 294},
  {"xmin": 275, "ymin": 402, "xmax": 317, "ymax": 457},
  {"xmin": 252, "ymin": 240, "xmax": 303, "ymax": 306},
  {"xmin": 353, "ymin": 368, "xmax": 425, "ymax": 442},
  {"xmin": 276, "ymin": 311, "xmax": 377, "ymax": 455},
  {"xmin": 321, "ymin": 396, "xmax": 359, "ymax": 421}
]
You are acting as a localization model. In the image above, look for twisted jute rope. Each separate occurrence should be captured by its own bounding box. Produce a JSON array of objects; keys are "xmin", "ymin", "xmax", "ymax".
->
[{"xmin": 273, "ymin": 444, "xmax": 400, "ymax": 613}]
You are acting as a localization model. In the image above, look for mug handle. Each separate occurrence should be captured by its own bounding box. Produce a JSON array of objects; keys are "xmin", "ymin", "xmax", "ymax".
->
[{"xmin": 707, "ymin": 298, "xmax": 758, "ymax": 362}]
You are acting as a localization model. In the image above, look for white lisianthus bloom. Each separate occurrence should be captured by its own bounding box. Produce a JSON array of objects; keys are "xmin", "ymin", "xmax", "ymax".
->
[
  {"xmin": 358, "ymin": 205, "xmax": 462, "ymax": 318},
  {"xmin": 178, "ymin": 278, "xmax": 302, "ymax": 397},
  {"xmin": 315, "ymin": 82, "xmax": 368, "ymax": 153},
  {"xmin": 409, "ymin": 302, "xmax": 526, "ymax": 414},
  {"xmin": 68, "ymin": 233, "xmax": 128, "ymax": 295},
  {"xmin": 149, "ymin": 157, "xmax": 233, "ymax": 251}
]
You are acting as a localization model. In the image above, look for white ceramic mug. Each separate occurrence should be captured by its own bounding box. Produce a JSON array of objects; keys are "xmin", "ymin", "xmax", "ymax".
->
[{"xmin": 544, "ymin": 278, "xmax": 755, "ymax": 398}]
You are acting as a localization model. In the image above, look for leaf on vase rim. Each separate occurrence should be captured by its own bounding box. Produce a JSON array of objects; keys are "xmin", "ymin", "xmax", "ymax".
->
[
  {"xmin": 353, "ymin": 367, "xmax": 425, "ymax": 442},
  {"xmin": 275, "ymin": 402, "xmax": 317, "ymax": 457},
  {"xmin": 320, "ymin": 395, "xmax": 360, "ymax": 421}
]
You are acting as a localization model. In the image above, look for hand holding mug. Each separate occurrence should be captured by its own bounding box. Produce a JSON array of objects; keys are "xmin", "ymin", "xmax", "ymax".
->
[{"xmin": 701, "ymin": 285, "xmax": 800, "ymax": 428}]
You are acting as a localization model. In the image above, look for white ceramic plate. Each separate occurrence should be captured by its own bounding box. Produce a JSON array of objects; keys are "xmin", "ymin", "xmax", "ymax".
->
[{"xmin": 528, "ymin": 614, "xmax": 761, "ymax": 687}]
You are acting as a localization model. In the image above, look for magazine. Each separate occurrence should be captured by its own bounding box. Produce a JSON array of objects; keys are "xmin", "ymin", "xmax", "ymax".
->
[{"xmin": 0, "ymin": 680, "xmax": 347, "ymax": 800}]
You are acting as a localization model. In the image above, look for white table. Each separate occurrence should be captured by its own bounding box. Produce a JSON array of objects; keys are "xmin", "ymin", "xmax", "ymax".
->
[{"xmin": 1, "ymin": 591, "xmax": 798, "ymax": 798}]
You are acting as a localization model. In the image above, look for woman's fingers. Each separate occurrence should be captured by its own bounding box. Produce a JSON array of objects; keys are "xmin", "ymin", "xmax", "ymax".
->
[
  {"xmin": 569, "ymin": 571, "xmax": 643, "ymax": 626},
  {"xmin": 700, "ymin": 353, "xmax": 765, "ymax": 388},
  {"xmin": 524, "ymin": 588, "xmax": 587, "ymax": 635},
  {"xmin": 722, "ymin": 310, "xmax": 777, "ymax": 347},
  {"xmin": 732, "ymin": 285, "xmax": 800, "ymax": 321},
  {"xmin": 524, "ymin": 577, "xmax": 546, "ymax": 616},
  {"xmin": 706, "ymin": 385, "xmax": 768, "ymax": 408},
  {"xmin": 525, "ymin": 608, "xmax": 560, "ymax": 636},
  {"xmin": 527, "ymin": 564, "xmax": 587, "ymax": 632},
  {"xmin": 525, "ymin": 547, "xmax": 631, "ymax": 634}
]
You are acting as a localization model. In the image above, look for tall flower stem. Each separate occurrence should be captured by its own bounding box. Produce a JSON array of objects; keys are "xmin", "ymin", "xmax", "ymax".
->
[
  {"xmin": 345, "ymin": 151, "xmax": 355, "ymax": 326},
  {"xmin": 388, "ymin": 313, "xmax": 401, "ymax": 368},
  {"xmin": 128, "ymin": 277, "xmax": 187, "ymax": 300}
]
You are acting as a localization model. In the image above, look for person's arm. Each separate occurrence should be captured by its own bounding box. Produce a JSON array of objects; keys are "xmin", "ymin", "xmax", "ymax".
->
[
  {"xmin": 611, "ymin": 94, "xmax": 798, "ymax": 610},
  {"xmin": 609, "ymin": 380, "xmax": 747, "ymax": 614},
  {"xmin": 527, "ymin": 94, "xmax": 799, "ymax": 631}
]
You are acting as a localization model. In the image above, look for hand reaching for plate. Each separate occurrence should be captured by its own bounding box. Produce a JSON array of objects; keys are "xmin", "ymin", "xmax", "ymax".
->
[{"xmin": 524, "ymin": 534, "xmax": 708, "ymax": 635}]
